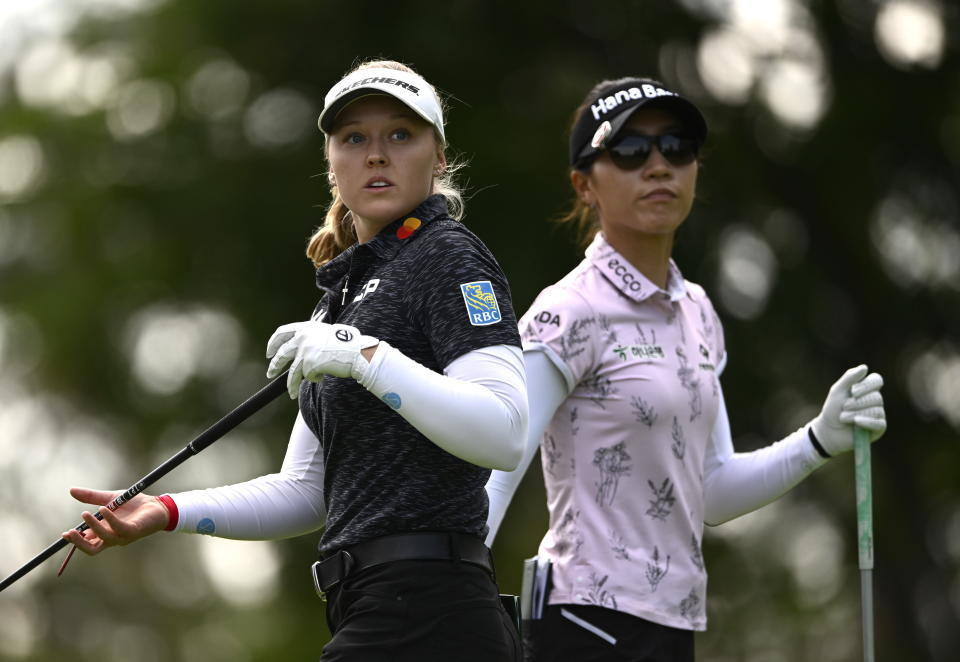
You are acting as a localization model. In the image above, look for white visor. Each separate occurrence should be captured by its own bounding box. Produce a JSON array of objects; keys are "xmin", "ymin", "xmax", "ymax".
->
[{"xmin": 317, "ymin": 67, "xmax": 445, "ymax": 142}]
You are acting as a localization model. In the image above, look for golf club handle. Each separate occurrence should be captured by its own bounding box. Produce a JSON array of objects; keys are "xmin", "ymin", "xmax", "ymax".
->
[
  {"xmin": 853, "ymin": 426, "xmax": 874, "ymax": 571},
  {"xmin": 0, "ymin": 370, "xmax": 289, "ymax": 593}
]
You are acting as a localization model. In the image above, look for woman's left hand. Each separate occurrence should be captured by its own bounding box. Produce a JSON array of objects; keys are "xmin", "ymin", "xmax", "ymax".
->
[
  {"xmin": 266, "ymin": 321, "xmax": 379, "ymax": 398},
  {"xmin": 61, "ymin": 488, "xmax": 170, "ymax": 555},
  {"xmin": 810, "ymin": 364, "xmax": 886, "ymax": 456}
]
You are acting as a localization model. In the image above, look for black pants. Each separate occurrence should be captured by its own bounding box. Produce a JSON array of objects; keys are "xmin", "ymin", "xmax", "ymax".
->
[
  {"xmin": 524, "ymin": 604, "xmax": 694, "ymax": 662},
  {"xmin": 320, "ymin": 559, "xmax": 521, "ymax": 661}
]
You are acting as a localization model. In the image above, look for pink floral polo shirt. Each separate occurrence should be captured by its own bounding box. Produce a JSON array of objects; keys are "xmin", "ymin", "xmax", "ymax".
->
[{"xmin": 520, "ymin": 232, "xmax": 726, "ymax": 631}]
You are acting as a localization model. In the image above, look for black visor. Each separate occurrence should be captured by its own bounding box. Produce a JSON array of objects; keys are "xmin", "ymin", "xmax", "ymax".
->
[{"xmin": 569, "ymin": 79, "xmax": 707, "ymax": 167}]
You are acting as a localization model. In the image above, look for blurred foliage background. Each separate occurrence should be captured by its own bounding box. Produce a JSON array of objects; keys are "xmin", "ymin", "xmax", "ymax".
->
[{"xmin": 0, "ymin": 0, "xmax": 957, "ymax": 660}]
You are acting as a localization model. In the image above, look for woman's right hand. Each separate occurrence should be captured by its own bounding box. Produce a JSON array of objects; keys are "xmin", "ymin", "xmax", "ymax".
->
[
  {"xmin": 60, "ymin": 487, "xmax": 171, "ymax": 556},
  {"xmin": 266, "ymin": 321, "xmax": 379, "ymax": 398}
]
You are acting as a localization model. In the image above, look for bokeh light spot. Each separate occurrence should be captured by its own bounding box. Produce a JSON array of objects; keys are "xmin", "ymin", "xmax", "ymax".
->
[
  {"xmin": 198, "ymin": 537, "xmax": 281, "ymax": 607},
  {"xmin": 243, "ymin": 88, "xmax": 315, "ymax": 149},
  {"xmin": 124, "ymin": 305, "xmax": 244, "ymax": 395},
  {"xmin": 0, "ymin": 135, "xmax": 46, "ymax": 201},
  {"xmin": 875, "ymin": 0, "xmax": 945, "ymax": 70},
  {"xmin": 186, "ymin": 57, "xmax": 250, "ymax": 121},
  {"xmin": 716, "ymin": 225, "xmax": 778, "ymax": 319},
  {"xmin": 106, "ymin": 78, "xmax": 176, "ymax": 140}
]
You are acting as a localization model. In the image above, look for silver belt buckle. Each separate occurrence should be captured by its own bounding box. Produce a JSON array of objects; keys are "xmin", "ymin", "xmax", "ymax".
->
[
  {"xmin": 311, "ymin": 551, "xmax": 355, "ymax": 602},
  {"xmin": 311, "ymin": 561, "xmax": 326, "ymax": 601}
]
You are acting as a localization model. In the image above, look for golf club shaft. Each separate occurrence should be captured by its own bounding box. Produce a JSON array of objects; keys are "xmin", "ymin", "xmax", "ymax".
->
[
  {"xmin": 854, "ymin": 425, "xmax": 874, "ymax": 662},
  {"xmin": 0, "ymin": 370, "xmax": 288, "ymax": 593}
]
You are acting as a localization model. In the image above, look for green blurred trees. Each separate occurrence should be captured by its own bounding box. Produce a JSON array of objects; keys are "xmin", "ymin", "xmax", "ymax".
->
[{"xmin": 0, "ymin": 1, "xmax": 958, "ymax": 660}]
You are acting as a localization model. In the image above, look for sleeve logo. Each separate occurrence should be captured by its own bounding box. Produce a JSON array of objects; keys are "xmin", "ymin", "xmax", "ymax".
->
[{"xmin": 460, "ymin": 280, "xmax": 502, "ymax": 326}]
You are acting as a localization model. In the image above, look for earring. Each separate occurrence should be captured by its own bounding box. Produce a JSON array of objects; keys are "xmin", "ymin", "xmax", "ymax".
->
[{"xmin": 327, "ymin": 173, "xmax": 336, "ymax": 186}]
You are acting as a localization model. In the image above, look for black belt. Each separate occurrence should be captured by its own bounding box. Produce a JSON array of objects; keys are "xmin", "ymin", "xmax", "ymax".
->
[{"xmin": 311, "ymin": 531, "xmax": 493, "ymax": 600}]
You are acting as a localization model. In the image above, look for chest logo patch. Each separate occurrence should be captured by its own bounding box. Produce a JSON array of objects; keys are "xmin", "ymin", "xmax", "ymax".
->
[
  {"xmin": 613, "ymin": 344, "xmax": 664, "ymax": 361},
  {"xmin": 353, "ymin": 278, "xmax": 380, "ymax": 303},
  {"xmin": 460, "ymin": 280, "xmax": 502, "ymax": 326},
  {"xmin": 396, "ymin": 217, "xmax": 422, "ymax": 240}
]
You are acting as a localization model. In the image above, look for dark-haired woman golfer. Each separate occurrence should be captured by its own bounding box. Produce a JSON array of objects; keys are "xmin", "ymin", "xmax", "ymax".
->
[{"xmin": 485, "ymin": 77, "xmax": 887, "ymax": 662}]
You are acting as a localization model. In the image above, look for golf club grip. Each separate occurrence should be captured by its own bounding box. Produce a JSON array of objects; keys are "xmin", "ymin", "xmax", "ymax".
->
[{"xmin": 0, "ymin": 370, "xmax": 288, "ymax": 593}]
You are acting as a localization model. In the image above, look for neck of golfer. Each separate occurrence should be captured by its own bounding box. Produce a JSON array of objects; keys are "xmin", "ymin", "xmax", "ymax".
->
[{"xmin": 600, "ymin": 222, "xmax": 675, "ymax": 290}]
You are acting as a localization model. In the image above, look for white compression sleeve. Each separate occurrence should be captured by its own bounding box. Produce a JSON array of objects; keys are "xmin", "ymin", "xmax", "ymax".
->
[
  {"xmin": 484, "ymin": 349, "xmax": 569, "ymax": 546},
  {"xmin": 702, "ymin": 384, "xmax": 828, "ymax": 526},
  {"xmin": 171, "ymin": 411, "xmax": 327, "ymax": 539},
  {"xmin": 358, "ymin": 343, "xmax": 528, "ymax": 471}
]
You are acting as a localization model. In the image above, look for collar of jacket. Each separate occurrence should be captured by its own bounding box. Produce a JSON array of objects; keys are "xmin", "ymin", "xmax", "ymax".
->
[{"xmin": 315, "ymin": 194, "xmax": 451, "ymax": 292}]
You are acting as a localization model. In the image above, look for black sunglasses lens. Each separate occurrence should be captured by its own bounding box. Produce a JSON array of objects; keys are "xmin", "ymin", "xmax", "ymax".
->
[
  {"xmin": 607, "ymin": 136, "xmax": 653, "ymax": 168},
  {"xmin": 606, "ymin": 134, "xmax": 698, "ymax": 169},
  {"xmin": 658, "ymin": 135, "xmax": 698, "ymax": 166}
]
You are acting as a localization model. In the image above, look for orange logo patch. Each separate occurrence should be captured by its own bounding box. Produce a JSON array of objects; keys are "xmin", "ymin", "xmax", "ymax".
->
[{"xmin": 396, "ymin": 217, "xmax": 422, "ymax": 240}]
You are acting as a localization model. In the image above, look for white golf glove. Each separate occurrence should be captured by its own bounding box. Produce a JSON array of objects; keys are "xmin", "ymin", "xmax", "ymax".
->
[
  {"xmin": 266, "ymin": 321, "xmax": 379, "ymax": 399},
  {"xmin": 809, "ymin": 365, "xmax": 886, "ymax": 457}
]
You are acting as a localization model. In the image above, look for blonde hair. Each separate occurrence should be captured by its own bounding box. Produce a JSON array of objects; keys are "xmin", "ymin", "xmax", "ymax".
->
[{"xmin": 306, "ymin": 59, "xmax": 465, "ymax": 267}]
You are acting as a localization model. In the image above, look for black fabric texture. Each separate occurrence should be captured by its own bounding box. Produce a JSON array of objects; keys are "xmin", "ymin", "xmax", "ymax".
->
[
  {"xmin": 320, "ymin": 559, "xmax": 521, "ymax": 661},
  {"xmin": 524, "ymin": 604, "xmax": 694, "ymax": 662}
]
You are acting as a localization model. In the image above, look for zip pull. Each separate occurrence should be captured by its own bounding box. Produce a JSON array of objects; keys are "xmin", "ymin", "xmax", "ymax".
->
[{"xmin": 340, "ymin": 276, "xmax": 349, "ymax": 305}]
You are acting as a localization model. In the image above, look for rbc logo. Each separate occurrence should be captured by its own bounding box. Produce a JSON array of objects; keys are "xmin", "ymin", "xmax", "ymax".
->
[{"xmin": 460, "ymin": 281, "xmax": 502, "ymax": 326}]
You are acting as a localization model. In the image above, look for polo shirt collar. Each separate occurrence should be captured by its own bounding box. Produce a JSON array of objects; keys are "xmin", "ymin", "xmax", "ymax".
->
[
  {"xmin": 585, "ymin": 232, "xmax": 688, "ymax": 303},
  {"xmin": 315, "ymin": 194, "xmax": 449, "ymax": 292}
]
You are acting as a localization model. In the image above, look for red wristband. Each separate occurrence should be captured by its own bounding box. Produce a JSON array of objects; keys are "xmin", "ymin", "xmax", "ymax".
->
[{"xmin": 156, "ymin": 494, "xmax": 179, "ymax": 531}]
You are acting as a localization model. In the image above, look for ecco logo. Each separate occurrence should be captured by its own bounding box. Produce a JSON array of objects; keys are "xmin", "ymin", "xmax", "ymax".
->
[
  {"xmin": 335, "ymin": 329, "xmax": 353, "ymax": 342},
  {"xmin": 353, "ymin": 279, "xmax": 380, "ymax": 303},
  {"xmin": 591, "ymin": 84, "xmax": 676, "ymax": 120},
  {"xmin": 607, "ymin": 258, "xmax": 643, "ymax": 292}
]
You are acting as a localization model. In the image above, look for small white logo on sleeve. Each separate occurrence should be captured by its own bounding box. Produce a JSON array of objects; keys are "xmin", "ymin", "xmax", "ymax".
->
[{"xmin": 460, "ymin": 281, "xmax": 502, "ymax": 326}]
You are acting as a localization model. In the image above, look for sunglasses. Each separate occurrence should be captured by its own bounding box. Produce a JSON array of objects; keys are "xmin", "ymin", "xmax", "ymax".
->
[{"xmin": 603, "ymin": 133, "xmax": 699, "ymax": 169}]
